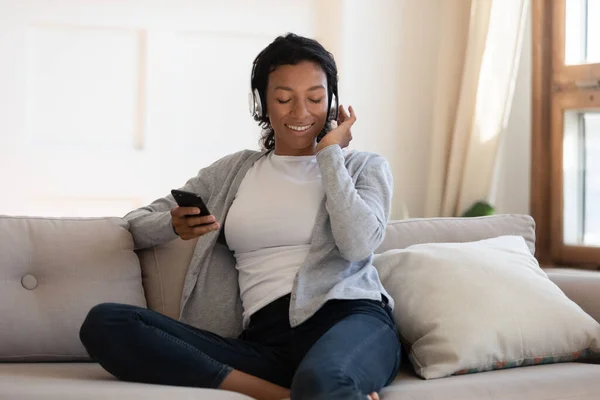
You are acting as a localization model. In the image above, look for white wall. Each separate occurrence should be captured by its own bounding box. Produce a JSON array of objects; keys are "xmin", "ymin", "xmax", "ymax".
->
[
  {"xmin": 331, "ymin": 0, "xmax": 532, "ymax": 219},
  {"xmin": 0, "ymin": 0, "xmax": 532, "ymax": 220},
  {"xmin": 0, "ymin": 0, "xmax": 320, "ymax": 217},
  {"xmin": 325, "ymin": 0, "xmax": 443, "ymax": 219}
]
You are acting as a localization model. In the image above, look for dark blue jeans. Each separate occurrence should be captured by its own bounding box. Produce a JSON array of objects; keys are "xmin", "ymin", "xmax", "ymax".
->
[{"xmin": 79, "ymin": 294, "xmax": 401, "ymax": 399}]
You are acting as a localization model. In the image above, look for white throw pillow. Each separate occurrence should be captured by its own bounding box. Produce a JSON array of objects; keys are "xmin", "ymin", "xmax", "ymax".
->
[{"xmin": 373, "ymin": 235, "xmax": 600, "ymax": 379}]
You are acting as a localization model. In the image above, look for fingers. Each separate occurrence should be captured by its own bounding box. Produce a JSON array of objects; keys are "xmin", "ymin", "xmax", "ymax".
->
[
  {"xmin": 339, "ymin": 105, "xmax": 357, "ymax": 128},
  {"xmin": 187, "ymin": 222, "xmax": 220, "ymax": 238},
  {"xmin": 177, "ymin": 221, "xmax": 220, "ymax": 240},
  {"xmin": 171, "ymin": 206, "xmax": 200, "ymax": 218},
  {"xmin": 338, "ymin": 105, "xmax": 355, "ymax": 120},
  {"xmin": 347, "ymin": 105, "xmax": 356, "ymax": 122},
  {"xmin": 171, "ymin": 207, "xmax": 220, "ymax": 240},
  {"xmin": 338, "ymin": 104, "xmax": 348, "ymax": 123},
  {"xmin": 186, "ymin": 214, "xmax": 216, "ymax": 227}
]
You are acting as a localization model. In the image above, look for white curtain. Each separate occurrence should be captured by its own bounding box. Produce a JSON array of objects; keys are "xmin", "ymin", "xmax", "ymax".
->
[{"xmin": 425, "ymin": 0, "xmax": 529, "ymax": 217}]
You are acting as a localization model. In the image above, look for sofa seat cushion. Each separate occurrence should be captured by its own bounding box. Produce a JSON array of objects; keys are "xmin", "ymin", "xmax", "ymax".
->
[
  {"xmin": 383, "ymin": 362, "xmax": 600, "ymax": 400},
  {"xmin": 0, "ymin": 363, "xmax": 252, "ymax": 399},
  {"xmin": 0, "ymin": 216, "xmax": 147, "ymax": 361}
]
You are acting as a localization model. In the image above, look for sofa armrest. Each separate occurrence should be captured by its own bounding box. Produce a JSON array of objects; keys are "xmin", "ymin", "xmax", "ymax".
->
[{"xmin": 546, "ymin": 268, "xmax": 600, "ymax": 324}]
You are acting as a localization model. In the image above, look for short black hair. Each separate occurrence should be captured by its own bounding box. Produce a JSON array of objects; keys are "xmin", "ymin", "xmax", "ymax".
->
[{"xmin": 251, "ymin": 33, "xmax": 339, "ymax": 151}]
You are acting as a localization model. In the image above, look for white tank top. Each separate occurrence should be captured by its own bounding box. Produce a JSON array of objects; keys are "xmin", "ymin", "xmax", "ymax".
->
[{"xmin": 224, "ymin": 151, "xmax": 324, "ymax": 328}]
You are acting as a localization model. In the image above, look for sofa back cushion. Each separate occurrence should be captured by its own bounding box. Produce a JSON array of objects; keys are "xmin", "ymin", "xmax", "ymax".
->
[
  {"xmin": 139, "ymin": 214, "xmax": 536, "ymax": 320},
  {"xmin": 376, "ymin": 214, "xmax": 535, "ymax": 254},
  {"xmin": 137, "ymin": 236, "xmax": 198, "ymax": 320},
  {"xmin": 0, "ymin": 216, "xmax": 146, "ymax": 361}
]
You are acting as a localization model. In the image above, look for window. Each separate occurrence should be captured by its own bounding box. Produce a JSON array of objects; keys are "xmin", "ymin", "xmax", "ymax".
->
[
  {"xmin": 563, "ymin": 111, "xmax": 600, "ymax": 246},
  {"xmin": 532, "ymin": 0, "xmax": 600, "ymax": 268},
  {"xmin": 565, "ymin": 0, "xmax": 600, "ymax": 64}
]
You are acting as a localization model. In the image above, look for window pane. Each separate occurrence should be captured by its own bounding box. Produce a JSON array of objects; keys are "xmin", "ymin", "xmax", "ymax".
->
[
  {"xmin": 565, "ymin": 0, "xmax": 600, "ymax": 65},
  {"xmin": 563, "ymin": 111, "xmax": 600, "ymax": 246},
  {"xmin": 588, "ymin": 0, "xmax": 600, "ymax": 62},
  {"xmin": 584, "ymin": 113, "xmax": 600, "ymax": 244}
]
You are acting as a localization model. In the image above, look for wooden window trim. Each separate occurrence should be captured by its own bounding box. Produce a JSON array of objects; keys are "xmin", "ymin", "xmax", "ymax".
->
[
  {"xmin": 531, "ymin": 0, "xmax": 553, "ymax": 266},
  {"xmin": 551, "ymin": 0, "xmax": 600, "ymax": 85},
  {"xmin": 551, "ymin": 90, "xmax": 600, "ymax": 265},
  {"xmin": 532, "ymin": 0, "xmax": 600, "ymax": 269}
]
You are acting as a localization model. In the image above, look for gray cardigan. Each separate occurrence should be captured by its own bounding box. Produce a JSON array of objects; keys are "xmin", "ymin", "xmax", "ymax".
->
[{"xmin": 124, "ymin": 145, "xmax": 394, "ymax": 338}]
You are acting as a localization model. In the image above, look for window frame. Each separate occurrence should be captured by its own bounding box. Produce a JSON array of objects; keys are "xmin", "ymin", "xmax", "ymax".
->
[{"xmin": 532, "ymin": 0, "xmax": 600, "ymax": 269}]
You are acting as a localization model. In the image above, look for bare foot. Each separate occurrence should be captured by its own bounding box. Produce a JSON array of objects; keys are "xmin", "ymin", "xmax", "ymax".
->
[
  {"xmin": 219, "ymin": 369, "xmax": 290, "ymax": 400},
  {"xmin": 367, "ymin": 392, "xmax": 380, "ymax": 400}
]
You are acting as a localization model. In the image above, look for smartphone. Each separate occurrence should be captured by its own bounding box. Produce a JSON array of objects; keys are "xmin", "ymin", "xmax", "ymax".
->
[{"xmin": 170, "ymin": 189, "xmax": 212, "ymax": 218}]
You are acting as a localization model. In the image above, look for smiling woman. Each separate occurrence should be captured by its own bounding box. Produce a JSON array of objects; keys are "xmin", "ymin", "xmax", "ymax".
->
[
  {"xmin": 249, "ymin": 34, "xmax": 341, "ymax": 155},
  {"xmin": 79, "ymin": 33, "xmax": 399, "ymax": 400},
  {"xmin": 266, "ymin": 62, "xmax": 329, "ymax": 154}
]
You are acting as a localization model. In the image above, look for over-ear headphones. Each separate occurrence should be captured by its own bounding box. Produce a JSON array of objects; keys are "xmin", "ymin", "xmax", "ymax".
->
[
  {"xmin": 248, "ymin": 88, "xmax": 263, "ymax": 122},
  {"xmin": 248, "ymin": 63, "xmax": 339, "ymax": 123}
]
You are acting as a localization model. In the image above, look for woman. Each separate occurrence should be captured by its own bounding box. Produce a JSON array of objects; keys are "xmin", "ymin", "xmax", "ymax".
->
[{"xmin": 80, "ymin": 33, "xmax": 400, "ymax": 400}]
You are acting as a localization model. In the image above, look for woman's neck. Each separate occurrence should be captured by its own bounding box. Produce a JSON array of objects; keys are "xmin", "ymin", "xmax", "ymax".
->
[{"xmin": 273, "ymin": 143, "xmax": 317, "ymax": 156}]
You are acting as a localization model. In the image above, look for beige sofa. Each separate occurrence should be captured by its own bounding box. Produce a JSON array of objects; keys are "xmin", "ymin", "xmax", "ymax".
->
[{"xmin": 1, "ymin": 214, "xmax": 599, "ymax": 399}]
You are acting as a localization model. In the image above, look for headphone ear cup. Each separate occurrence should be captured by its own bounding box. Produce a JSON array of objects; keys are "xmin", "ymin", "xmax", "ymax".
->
[
  {"xmin": 249, "ymin": 88, "xmax": 263, "ymax": 121},
  {"xmin": 252, "ymin": 88, "xmax": 263, "ymax": 121},
  {"xmin": 248, "ymin": 91, "xmax": 256, "ymax": 117},
  {"xmin": 328, "ymin": 93, "xmax": 339, "ymax": 121}
]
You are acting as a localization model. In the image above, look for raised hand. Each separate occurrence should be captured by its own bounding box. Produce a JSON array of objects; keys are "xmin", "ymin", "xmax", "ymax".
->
[{"xmin": 315, "ymin": 105, "xmax": 356, "ymax": 153}]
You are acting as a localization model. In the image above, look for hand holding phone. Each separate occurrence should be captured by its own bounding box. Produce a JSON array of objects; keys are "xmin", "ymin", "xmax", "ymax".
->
[{"xmin": 170, "ymin": 189, "xmax": 219, "ymax": 240}]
